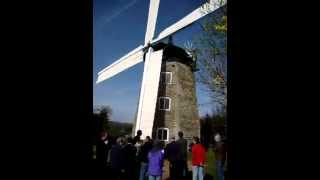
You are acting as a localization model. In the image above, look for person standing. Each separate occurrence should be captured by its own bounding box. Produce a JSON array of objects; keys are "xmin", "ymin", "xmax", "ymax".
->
[
  {"xmin": 213, "ymin": 133, "xmax": 225, "ymax": 180},
  {"xmin": 165, "ymin": 137, "xmax": 179, "ymax": 180},
  {"xmin": 134, "ymin": 139, "xmax": 144, "ymax": 179},
  {"xmin": 191, "ymin": 136, "xmax": 206, "ymax": 180},
  {"xmin": 123, "ymin": 137, "xmax": 137, "ymax": 180},
  {"xmin": 135, "ymin": 139, "xmax": 143, "ymax": 156},
  {"xmin": 96, "ymin": 132, "xmax": 112, "ymax": 169},
  {"xmin": 133, "ymin": 130, "xmax": 142, "ymax": 145},
  {"xmin": 138, "ymin": 136, "xmax": 153, "ymax": 180},
  {"xmin": 176, "ymin": 131, "xmax": 188, "ymax": 179},
  {"xmin": 147, "ymin": 141, "xmax": 165, "ymax": 180},
  {"xmin": 110, "ymin": 136, "xmax": 126, "ymax": 180}
]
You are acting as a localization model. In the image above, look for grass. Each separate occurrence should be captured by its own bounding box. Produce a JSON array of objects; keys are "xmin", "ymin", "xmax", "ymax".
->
[{"xmin": 205, "ymin": 148, "xmax": 217, "ymax": 179}]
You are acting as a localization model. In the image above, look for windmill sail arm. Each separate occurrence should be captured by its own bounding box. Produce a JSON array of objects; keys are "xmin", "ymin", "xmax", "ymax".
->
[
  {"xmin": 96, "ymin": 45, "xmax": 144, "ymax": 84},
  {"xmin": 151, "ymin": 0, "xmax": 227, "ymax": 44},
  {"xmin": 144, "ymin": 0, "xmax": 160, "ymax": 45},
  {"xmin": 135, "ymin": 49, "xmax": 163, "ymax": 139}
]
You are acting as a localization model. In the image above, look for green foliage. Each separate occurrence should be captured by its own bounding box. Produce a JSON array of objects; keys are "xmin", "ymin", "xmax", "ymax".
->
[
  {"xmin": 200, "ymin": 112, "xmax": 226, "ymax": 147},
  {"xmin": 93, "ymin": 106, "xmax": 112, "ymax": 133},
  {"xmin": 93, "ymin": 105, "xmax": 132, "ymax": 137},
  {"xmin": 194, "ymin": 5, "xmax": 227, "ymax": 107},
  {"xmin": 215, "ymin": 15, "xmax": 227, "ymax": 35},
  {"xmin": 107, "ymin": 121, "xmax": 133, "ymax": 137}
]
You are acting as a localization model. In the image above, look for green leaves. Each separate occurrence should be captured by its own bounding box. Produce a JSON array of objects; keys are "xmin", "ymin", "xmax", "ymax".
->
[
  {"xmin": 193, "ymin": 6, "xmax": 227, "ymax": 107},
  {"xmin": 93, "ymin": 106, "xmax": 112, "ymax": 133},
  {"xmin": 215, "ymin": 15, "xmax": 227, "ymax": 34}
]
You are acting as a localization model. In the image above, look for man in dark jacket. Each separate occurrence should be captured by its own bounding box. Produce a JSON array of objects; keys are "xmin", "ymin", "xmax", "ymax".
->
[
  {"xmin": 176, "ymin": 131, "xmax": 188, "ymax": 179},
  {"xmin": 138, "ymin": 136, "xmax": 153, "ymax": 180},
  {"xmin": 133, "ymin": 130, "xmax": 142, "ymax": 145},
  {"xmin": 96, "ymin": 132, "xmax": 112, "ymax": 169},
  {"xmin": 123, "ymin": 137, "xmax": 137, "ymax": 180},
  {"xmin": 165, "ymin": 137, "xmax": 179, "ymax": 180},
  {"xmin": 110, "ymin": 136, "xmax": 126, "ymax": 180}
]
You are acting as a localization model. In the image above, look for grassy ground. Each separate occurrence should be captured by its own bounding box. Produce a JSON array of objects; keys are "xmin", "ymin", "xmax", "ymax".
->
[{"xmin": 204, "ymin": 148, "xmax": 217, "ymax": 179}]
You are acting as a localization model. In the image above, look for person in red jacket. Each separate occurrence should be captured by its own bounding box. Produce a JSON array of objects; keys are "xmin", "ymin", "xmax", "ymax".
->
[{"xmin": 191, "ymin": 136, "xmax": 206, "ymax": 180}]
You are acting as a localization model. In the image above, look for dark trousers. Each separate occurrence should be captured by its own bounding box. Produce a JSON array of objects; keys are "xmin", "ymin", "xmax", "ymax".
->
[
  {"xmin": 96, "ymin": 160, "xmax": 112, "ymax": 179},
  {"xmin": 176, "ymin": 160, "xmax": 187, "ymax": 179},
  {"xmin": 110, "ymin": 167, "xmax": 123, "ymax": 180},
  {"xmin": 169, "ymin": 161, "xmax": 178, "ymax": 180},
  {"xmin": 124, "ymin": 167, "xmax": 135, "ymax": 180}
]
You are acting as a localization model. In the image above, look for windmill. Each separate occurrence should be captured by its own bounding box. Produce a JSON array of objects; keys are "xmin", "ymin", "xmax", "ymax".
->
[{"xmin": 96, "ymin": 0, "xmax": 227, "ymax": 139}]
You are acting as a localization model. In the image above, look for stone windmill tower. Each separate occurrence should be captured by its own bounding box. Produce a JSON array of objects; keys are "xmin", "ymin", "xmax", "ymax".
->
[{"xmin": 132, "ymin": 41, "xmax": 200, "ymax": 144}]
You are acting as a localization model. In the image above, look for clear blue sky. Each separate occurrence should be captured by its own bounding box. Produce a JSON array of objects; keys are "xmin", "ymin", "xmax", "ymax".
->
[{"xmin": 94, "ymin": 0, "xmax": 217, "ymax": 123}]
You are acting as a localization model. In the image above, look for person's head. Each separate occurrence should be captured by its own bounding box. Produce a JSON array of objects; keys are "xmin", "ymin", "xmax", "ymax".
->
[
  {"xmin": 137, "ymin": 130, "xmax": 142, "ymax": 136},
  {"xmin": 178, "ymin": 131, "xmax": 183, "ymax": 138},
  {"xmin": 100, "ymin": 131, "xmax": 108, "ymax": 140},
  {"xmin": 214, "ymin": 133, "xmax": 221, "ymax": 143},
  {"xmin": 152, "ymin": 140, "xmax": 164, "ymax": 152},
  {"xmin": 127, "ymin": 137, "xmax": 134, "ymax": 144},
  {"xmin": 170, "ymin": 137, "xmax": 175, "ymax": 143},
  {"xmin": 145, "ymin": 136, "xmax": 151, "ymax": 143},
  {"xmin": 116, "ymin": 136, "xmax": 125, "ymax": 146},
  {"xmin": 192, "ymin": 136, "xmax": 200, "ymax": 144},
  {"xmin": 193, "ymin": 136, "xmax": 200, "ymax": 144}
]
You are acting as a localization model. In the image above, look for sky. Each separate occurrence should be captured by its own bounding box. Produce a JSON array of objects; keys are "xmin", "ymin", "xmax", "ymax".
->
[{"xmin": 93, "ymin": 0, "xmax": 219, "ymax": 123}]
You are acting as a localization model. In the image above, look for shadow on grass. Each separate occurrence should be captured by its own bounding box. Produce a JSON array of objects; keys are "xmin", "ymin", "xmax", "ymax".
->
[
  {"xmin": 184, "ymin": 171, "xmax": 214, "ymax": 180},
  {"xmin": 204, "ymin": 173, "xmax": 214, "ymax": 180}
]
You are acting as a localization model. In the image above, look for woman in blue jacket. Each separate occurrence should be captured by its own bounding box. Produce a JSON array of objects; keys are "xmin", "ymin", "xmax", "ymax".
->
[{"xmin": 147, "ymin": 140, "xmax": 165, "ymax": 180}]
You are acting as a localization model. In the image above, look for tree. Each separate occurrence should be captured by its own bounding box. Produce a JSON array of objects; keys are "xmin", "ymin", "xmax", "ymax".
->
[
  {"xmin": 200, "ymin": 111, "xmax": 226, "ymax": 147},
  {"xmin": 186, "ymin": 0, "xmax": 227, "ymax": 108},
  {"xmin": 200, "ymin": 113, "xmax": 213, "ymax": 149},
  {"xmin": 107, "ymin": 121, "xmax": 133, "ymax": 137},
  {"xmin": 93, "ymin": 106, "xmax": 112, "ymax": 134}
]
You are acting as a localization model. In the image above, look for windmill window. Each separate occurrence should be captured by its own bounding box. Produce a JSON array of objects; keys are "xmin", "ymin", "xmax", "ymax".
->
[
  {"xmin": 157, "ymin": 128, "xmax": 169, "ymax": 141},
  {"xmin": 160, "ymin": 72, "xmax": 172, "ymax": 84},
  {"xmin": 159, "ymin": 97, "xmax": 171, "ymax": 111}
]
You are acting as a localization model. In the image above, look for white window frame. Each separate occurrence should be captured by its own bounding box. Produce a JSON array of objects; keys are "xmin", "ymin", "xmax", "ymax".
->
[
  {"xmin": 160, "ymin": 72, "xmax": 173, "ymax": 84},
  {"xmin": 158, "ymin": 97, "xmax": 171, "ymax": 111},
  {"xmin": 156, "ymin": 128, "xmax": 169, "ymax": 142}
]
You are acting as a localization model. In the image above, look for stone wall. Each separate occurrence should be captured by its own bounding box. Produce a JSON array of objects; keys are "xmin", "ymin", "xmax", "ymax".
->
[{"xmin": 153, "ymin": 58, "xmax": 200, "ymax": 144}]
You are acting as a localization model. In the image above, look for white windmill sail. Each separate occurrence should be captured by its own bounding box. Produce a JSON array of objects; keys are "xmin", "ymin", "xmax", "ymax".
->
[
  {"xmin": 144, "ymin": 0, "xmax": 160, "ymax": 45},
  {"xmin": 96, "ymin": 45, "xmax": 144, "ymax": 83},
  {"xmin": 134, "ymin": 0, "xmax": 162, "ymax": 137},
  {"xmin": 152, "ymin": 0, "xmax": 227, "ymax": 44},
  {"xmin": 135, "ymin": 49, "xmax": 163, "ymax": 139}
]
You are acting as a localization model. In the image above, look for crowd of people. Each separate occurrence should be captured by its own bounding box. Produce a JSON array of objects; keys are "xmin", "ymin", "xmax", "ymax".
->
[{"xmin": 96, "ymin": 130, "xmax": 226, "ymax": 180}]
